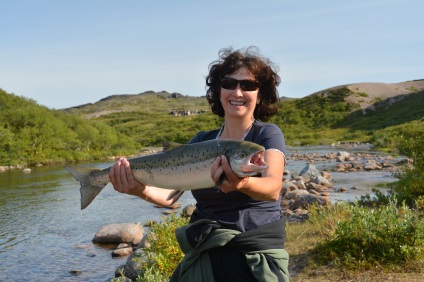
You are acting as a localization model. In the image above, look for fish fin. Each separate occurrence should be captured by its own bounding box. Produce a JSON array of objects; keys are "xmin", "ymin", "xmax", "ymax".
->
[
  {"xmin": 162, "ymin": 141, "xmax": 184, "ymax": 151},
  {"xmin": 65, "ymin": 166, "xmax": 107, "ymax": 210},
  {"xmin": 214, "ymin": 173, "xmax": 227, "ymax": 191},
  {"xmin": 166, "ymin": 190, "xmax": 185, "ymax": 201}
]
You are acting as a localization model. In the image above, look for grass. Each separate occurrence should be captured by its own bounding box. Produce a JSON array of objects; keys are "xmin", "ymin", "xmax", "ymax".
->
[{"xmin": 285, "ymin": 201, "xmax": 424, "ymax": 281}]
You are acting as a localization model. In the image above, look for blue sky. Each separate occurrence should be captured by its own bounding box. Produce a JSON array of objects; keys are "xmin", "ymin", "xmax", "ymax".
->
[{"xmin": 1, "ymin": 0, "xmax": 423, "ymax": 109}]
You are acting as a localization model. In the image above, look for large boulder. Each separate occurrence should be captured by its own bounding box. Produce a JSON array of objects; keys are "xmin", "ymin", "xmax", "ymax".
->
[
  {"xmin": 92, "ymin": 223, "xmax": 144, "ymax": 245},
  {"xmin": 291, "ymin": 194, "xmax": 331, "ymax": 210}
]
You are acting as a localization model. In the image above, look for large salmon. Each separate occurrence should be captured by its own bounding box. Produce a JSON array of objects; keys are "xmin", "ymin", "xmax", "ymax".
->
[{"xmin": 66, "ymin": 139, "xmax": 268, "ymax": 209}]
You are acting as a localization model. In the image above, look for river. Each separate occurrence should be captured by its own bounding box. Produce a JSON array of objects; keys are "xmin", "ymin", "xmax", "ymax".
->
[{"xmin": 0, "ymin": 146, "xmax": 398, "ymax": 281}]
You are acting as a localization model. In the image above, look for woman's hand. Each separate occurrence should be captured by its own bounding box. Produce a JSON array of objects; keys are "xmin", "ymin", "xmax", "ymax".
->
[
  {"xmin": 211, "ymin": 155, "xmax": 249, "ymax": 193},
  {"xmin": 109, "ymin": 157, "xmax": 147, "ymax": 197}
]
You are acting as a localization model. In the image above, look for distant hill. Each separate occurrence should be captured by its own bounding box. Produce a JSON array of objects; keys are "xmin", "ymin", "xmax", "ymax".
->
[
  {"xmin": 1, "ymin": 78, "xmax": 423, "ymax": 166},
  {"xmin": 63, "ymin": 91, "xmax": 210, "ymax": 119},
  {"xmin": 309, "ymin": 79, "xmax": 424, "ymax": 112},
  {"xmin": 273, "ymin": 79, "xmax": 424, "ymax": 147},
  {"xmin": 63, "ymin": 80, "xmax": 424, "ymax": 119},
  {"xmin": 58, "ymin": 79, "xmax": 424, "ymax": 151}
]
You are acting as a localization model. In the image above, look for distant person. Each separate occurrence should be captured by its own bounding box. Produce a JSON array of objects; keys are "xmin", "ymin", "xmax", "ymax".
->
[{"xmin": 109, "ymin": 46, "xmax": 289, "ymax": 281}]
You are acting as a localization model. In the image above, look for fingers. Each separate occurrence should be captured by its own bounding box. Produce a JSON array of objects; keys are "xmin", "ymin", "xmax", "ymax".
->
[
  {"xmin": 110, "ymin": 157, "xmax": 135, "ymax": 193},
  {"xmin": 109, "ymin": 157, "xmax": 125, "ymax": 193},
  {"xmin": 211, "ymin": 156, "xmax": 224, "ymax": 182},
  {"xmin": 211, "ymin": 155, "xmax": 245, "ymax": 193}
]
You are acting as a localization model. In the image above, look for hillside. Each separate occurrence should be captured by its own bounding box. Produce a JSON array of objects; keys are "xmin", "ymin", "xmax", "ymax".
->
[
  {"xmin": 0, "ymin": 89, "xmax": 141, "ymax": 166},
  {"xmin": 309, "ymin": 79, "xmax": 424, "ymax": 111},
  {"xmin": 63, "ymin": 91, "xmax": 211, "ymax": 119},
  {"xmin": 60, "ymin": 79, "xmax": 424, "ymax": 151},
  {"xmin": 1, "ymin": 79, "xmax": 423, "ymax": 166}
]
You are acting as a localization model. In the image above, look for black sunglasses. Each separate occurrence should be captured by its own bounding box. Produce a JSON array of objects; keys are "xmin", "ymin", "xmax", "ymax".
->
[{"xmin": 220, "ymin": 77, "xmax": 260, "ymax": 91}]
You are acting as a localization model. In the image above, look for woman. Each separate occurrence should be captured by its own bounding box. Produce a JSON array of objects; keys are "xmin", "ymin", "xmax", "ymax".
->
[{"xmin": 110, "ymin": 46, "xmax": 289, "ymax": 281}]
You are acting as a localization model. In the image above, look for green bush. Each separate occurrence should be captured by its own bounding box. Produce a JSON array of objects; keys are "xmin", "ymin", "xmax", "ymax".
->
[
  {"xmin": 135, "ymin": 214, "xmax": 189, "ymax": 281},
  {"xmin": 309, "ymin": 200, "xmax": 424, "ymax": 270},
  {"xmin": 389, "ymin": 135, "xmax": 424, "ymax": 205}
]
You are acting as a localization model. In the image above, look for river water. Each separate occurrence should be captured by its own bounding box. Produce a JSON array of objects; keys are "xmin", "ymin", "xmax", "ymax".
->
[{"xmin": 0, "ymin": 146, "xmax": 398, "ymax": 281}]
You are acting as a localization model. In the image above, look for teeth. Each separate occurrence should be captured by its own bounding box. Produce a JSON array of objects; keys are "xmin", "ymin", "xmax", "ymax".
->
[{"xmin": 230, "ymin": 101, "xmax": 245, "ymax": 106}]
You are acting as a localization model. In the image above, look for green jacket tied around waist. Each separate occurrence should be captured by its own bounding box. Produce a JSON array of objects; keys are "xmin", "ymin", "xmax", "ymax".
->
[{"xmin": 170, "ymin": 218, "xmax": 289, "ymax": 282}]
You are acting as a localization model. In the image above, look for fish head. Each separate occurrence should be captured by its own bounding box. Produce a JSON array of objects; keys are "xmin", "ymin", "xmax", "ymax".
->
[{"xmin": 226, "ymin": 141, "xmax": 268, "ymax": 177}]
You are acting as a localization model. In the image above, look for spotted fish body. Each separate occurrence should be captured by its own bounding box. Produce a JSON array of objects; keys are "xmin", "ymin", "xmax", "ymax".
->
[{"xmin": 66, "ymin": 139, "xmax": 268, "ymax": 209}]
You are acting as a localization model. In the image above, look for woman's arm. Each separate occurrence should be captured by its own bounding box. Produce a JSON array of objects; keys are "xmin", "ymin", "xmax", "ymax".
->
[
  {"xmin": 109, "ymin": 157, "xmax": 181, "ymax": 207},
  {"xmin": 211, "ymin": 149, "xmax": 284, "ymax": 201}
]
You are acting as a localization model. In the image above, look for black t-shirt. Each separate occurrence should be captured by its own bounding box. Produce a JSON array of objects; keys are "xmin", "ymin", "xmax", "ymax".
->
[{"xmin": 189, "ymin": 120, "xmax": 287, "ymax": 232}]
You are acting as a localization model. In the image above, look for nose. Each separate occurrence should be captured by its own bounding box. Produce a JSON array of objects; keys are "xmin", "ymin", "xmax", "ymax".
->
[{"xmin": 233, "ymin": 84, "xmax": 244, "ymax": 96}]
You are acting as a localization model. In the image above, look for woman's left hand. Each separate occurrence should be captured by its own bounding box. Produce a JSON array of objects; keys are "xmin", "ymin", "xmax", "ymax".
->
[{"xmin": 211, "ymin": 155, "xmax": 249, "ymax": 193}]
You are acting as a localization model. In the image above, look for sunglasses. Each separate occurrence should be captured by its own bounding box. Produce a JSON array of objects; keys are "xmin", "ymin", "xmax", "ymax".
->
[{"xmin": 220, "ymin": 77, "xmax": 260, "ymax": 91}]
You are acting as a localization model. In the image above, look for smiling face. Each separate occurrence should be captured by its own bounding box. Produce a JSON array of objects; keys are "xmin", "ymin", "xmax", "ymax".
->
[{"xmin": 220, "ymin": 67, "xmax": 259, "ymax": 121}]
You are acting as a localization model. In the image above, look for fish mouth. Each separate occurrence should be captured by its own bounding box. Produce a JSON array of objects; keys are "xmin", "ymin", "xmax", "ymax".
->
[{"xmin": 236, "ymin": 150, "xmax": 268, "ymax": 177}]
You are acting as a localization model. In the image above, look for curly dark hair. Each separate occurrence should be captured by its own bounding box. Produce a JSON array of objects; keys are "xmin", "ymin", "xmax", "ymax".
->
[{"xmin": 205, "ymin": 46, "xmax": 281, "ymax": 122}]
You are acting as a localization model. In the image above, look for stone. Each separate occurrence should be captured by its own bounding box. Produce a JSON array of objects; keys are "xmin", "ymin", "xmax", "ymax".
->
[
  {"xmin": 92, "ymin": 223, "xmax": 144, "ymax": 245},
  {"xmin": 298, "ymin": 164, "xmax": 320, "ymax": 180},
  {"xmin": 181, "ymin": 204, "xmax": 196, "ymax": 217},
  {"xmin": 112, "ymin": 247, "xmax": 133, "ymax": 257}
]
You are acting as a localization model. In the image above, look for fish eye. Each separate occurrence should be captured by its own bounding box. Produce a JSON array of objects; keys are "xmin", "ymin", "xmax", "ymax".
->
[{"xmin": 240, "ymin": 153, "xmax": 247, "ymax": 158}]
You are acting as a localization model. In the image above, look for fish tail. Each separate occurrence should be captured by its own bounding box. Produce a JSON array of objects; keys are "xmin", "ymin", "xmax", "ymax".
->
[{"xmin": 65, "ymin": 166, "xmax": 107, "ymax": 210}]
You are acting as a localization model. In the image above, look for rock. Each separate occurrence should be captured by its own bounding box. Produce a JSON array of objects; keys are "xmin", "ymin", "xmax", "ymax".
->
[
  {"xmin": 320, "ymin": 171, "xmax": 332, "ymax": 180},
  {"xmin": 281, "ymin": 182, "xmax": 298, "ymax": 196},
  {"xmin": 138, "ymin": 234, "xmax": 150, "ymax": 249},
  {"xmin": 291, "ymin": 194, "xmax": 330, "ymax": 209},
  {"xmin": 69, "ymin": 270, "xmax": 82, "ymax": 276},
  {"xmin": 23, "ymin": 168, "xmax": 31, "ymax": 173},
  {"xmin": 117, "ymin": 243, "xmax": 129, "ymax": 248},
  {"xmin": 350, "ymin": 161, "xmax": 363, "ymax": 170},
  {"xmin": 181, "ymin": 204, "xmax": 196, "ymax": 217},
  {"xmin": 364, "ymin": 162, "xmax": 382, "ymax": 171},
  {"xmin": 333, "ymin": 164, "xmax": 346, "ymax": 172},
  {"xmin": 336, "ymin": 156, "xmax": 346, "ymax": 162},
  {"xmin": 337, "ymin": 151, "xmax": 350, "ymax": 158},
  {"xmin": 116, "ymin": 248, "xmax": 145, "ymax": 280},
  {"xmin": 298, "ymin": 164, "xmax": 320, "ymax": 180},
  {"xmin": 311, "ymin": 176, "xmax": 333, "ymax": 187},
  {"xmin": 308, "ymin": 189, "xmax": 321, "ymax": 196},
  {"xmin": 293, "ymin": 179, "xmax": 306, "ymax": 190},
  {"xmin": 337, "ymin": 187, "xmax": 347, "ymax": 192},
  {"xmin": 284, "ymin": 189, "xmax": 309, "ymax": 201},
  {"xmin": 112, "ymin": 246, "xmax": 133, "ymax": 257},
  {"xmin": 92, "ymin": 223, "xmax": 144, "ymax": 245}
]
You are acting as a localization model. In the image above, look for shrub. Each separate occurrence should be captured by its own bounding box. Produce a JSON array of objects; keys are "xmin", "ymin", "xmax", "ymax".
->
[
  {"xmin": 309, "ymin": 200, "xmax": 424, "ymax": 270},
  {"xmin": 135, "ymin": 214, "xmax": 189, "ymax": 281}
]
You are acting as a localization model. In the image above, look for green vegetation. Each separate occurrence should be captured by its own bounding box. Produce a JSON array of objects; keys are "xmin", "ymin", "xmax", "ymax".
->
[
  {"xmin": 309, "ymin": 201, "xmax": 424, "ymax": 270},
  {"xmin": 286, "ymin": 203, "xmax": 424, "ymax": 281},
  {"xmin": 1, "ymin": 85, "xmax": 423, "ymax": 165},
  {"xmin": 132, "ymin": 214, "xmax": 189, "ymax": 281},
  {"xmin": 0, "ymin": 89, "xmax": 140, "ymax": 166}
]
